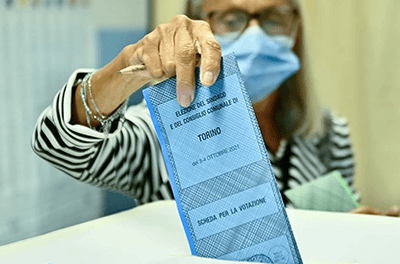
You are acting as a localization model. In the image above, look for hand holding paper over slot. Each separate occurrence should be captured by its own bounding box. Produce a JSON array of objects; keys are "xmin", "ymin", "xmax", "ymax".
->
[{"xmin": 143, "ymin": 53, "xmax": 303, "ymax": 263}]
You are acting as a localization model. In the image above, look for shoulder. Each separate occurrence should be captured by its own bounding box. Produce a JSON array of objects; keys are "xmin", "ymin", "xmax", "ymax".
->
[
  {"xmin": 323, "ymin": 110, "xmax": 351, "ymax": 136},
  {"xmin": 320, "ymin": 110, "xmax": 352, "ymax": 148},
  {"xmin": 295, "ymin": 109, "xmax": 353, "ymax": 163},
  {"xmin": 304, "ymin": 109, "xmax": 352, "ymax": 147},
  {"xmin": 309, "ymin": 109, "xmax": 354, "ymax": 167}
]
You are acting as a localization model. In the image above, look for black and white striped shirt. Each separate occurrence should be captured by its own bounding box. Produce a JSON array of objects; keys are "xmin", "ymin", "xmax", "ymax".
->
[{"xmin": 31, "ymin": 70, "xmax": 357, "ymax": 205}]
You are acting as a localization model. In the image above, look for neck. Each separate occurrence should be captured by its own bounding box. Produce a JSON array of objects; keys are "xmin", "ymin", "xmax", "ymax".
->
[{"xmin": 252, "ymin": 89, "xmax": 282, "ymax": 154}]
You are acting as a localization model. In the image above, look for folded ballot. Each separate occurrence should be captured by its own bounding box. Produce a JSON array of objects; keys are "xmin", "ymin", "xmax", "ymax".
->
[
  {"xmin": 143, "ymin": 53, "xmax": 303, "ymax": 263},
  {"xmin": 284, "ymin": 171, "xmax": 359, "ymax": 212}
]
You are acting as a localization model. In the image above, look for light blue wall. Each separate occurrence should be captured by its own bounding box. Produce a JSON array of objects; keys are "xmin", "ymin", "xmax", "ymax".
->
[
  {"xmin": 0, "ymin": 2, "xmax": 101, "ymax": 246},
  {"xmin": 0, "ymin": 0, "xmax": 151, "ymax": 246}
]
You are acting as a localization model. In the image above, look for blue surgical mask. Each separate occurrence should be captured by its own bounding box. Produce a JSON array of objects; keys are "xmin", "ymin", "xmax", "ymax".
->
[{"xmin": 214, "ymin": 26, "xmax": 301, "ymax": 103}]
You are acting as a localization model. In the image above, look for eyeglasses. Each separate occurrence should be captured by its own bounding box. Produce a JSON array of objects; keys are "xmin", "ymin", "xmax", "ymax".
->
[{"xmin": 205, "ymin": 5, "xmax": 299, "ymax": 40}]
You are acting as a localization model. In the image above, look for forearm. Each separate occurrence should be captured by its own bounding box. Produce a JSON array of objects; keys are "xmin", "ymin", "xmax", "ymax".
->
[{"xmin": 32, "ymin": 88, "xmax": 171, "ymax": 203}]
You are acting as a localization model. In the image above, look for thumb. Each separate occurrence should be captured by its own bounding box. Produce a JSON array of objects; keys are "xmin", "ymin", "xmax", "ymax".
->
[{"xmin": 385, "ymin": 206, "xmax": 400, "ymax": 217}]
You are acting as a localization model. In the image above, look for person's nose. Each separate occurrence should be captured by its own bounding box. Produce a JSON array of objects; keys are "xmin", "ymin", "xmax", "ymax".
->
[{"xmin": 248, "ymin": 18, "xmax": 260, "ymax": 27}]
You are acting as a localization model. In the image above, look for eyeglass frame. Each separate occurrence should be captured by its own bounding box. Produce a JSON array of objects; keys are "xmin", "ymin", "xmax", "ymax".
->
[{"xmin": 201, "ymin": 4, "xmax": 300, "ymax": 40}]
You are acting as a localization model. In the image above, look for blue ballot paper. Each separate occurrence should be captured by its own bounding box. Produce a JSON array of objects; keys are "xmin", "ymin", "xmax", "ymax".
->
[{"xmin": 142, "ymin": 53, "xmax": 303, "ymax": 263}]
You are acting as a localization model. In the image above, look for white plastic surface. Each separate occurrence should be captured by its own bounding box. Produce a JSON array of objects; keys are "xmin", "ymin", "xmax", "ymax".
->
[{"xmin": 0, "ymin": 200, "xmax": 399, "ymax": 264}]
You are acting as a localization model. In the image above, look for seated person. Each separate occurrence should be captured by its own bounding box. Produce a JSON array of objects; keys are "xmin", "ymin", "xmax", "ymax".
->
[{"xmin": 31, "ymin": 0, "xmax": 398, "ymax": 216}]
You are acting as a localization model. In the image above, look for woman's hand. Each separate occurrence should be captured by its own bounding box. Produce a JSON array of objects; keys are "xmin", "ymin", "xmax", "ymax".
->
[
  {"xmin": 122, "ymin": 15, "xmax": 221, "ymax": 106},
  {"xmin": 350, "ymin": 205, "xmax": 399, "ymax": 217},
  {"xmin": 72, "ymin": 15, "xmax": 221, "ymax": 127}
]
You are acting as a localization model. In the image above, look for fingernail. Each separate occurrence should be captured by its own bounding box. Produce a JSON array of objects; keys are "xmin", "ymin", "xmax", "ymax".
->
[
  {"xmin": 178, "ymin": 93, "xmax": 193, "ymax": 107},
  {"xmin": 203, "ymin": 71, "xmax": 214, "ymax": 85}
]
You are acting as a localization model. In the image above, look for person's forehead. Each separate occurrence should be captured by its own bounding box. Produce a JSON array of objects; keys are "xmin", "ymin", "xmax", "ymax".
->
[{"xmin": 202, "ymin": 0, "xmax": 289, "ymax": 14}]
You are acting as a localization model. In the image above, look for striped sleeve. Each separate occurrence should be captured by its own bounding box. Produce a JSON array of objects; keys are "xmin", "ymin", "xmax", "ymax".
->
[
  {"xmin": 31, "ymin": 69, "xmax": 173, "ymax": 205},
  {"xmin": 328, "ymin": 115, "xmax": 355, "ymax": 181},
  {"xmin": 318, "ymin": 112, "xmax": 359, "ymax": 201}
]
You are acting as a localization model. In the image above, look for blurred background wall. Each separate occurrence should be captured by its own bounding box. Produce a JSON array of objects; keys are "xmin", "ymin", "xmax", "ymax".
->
[
  {"xmin": 0, "ymin": 0, "xmax": 101, "ymax": 246},
  {"xmin": 1, "ymin": 0, "xmax": 399, "ymax": 247},
  {"xmin": 300, "ymin": 0, "xmax": 400, "ymax": 212},
  {"xmin": 0, "ymin": 0, "xmax": 150, "ymax": 246}
]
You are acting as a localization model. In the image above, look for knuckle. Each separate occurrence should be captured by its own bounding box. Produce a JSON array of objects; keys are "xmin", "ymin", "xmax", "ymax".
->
[
  {"xmin": 176, "ymin": 44, "xmax": 196, "ymax": 64},
  {"xmin": 156, "ymin": 23, "xmax": 168, "ymax": 32},
  {"xmin": 178, "ymin": 75, "xmax": 194, "ymax": 87},
  {"xmin": 171, "ymin": 14, "xmax": 190, "ymax": 25},
  {"xmin": 164, "ymin": 69, "xmax": 175, "ymax": 78},
  {"xmin": 205, "ymin": 39, "xmax": 221, "ymax": 52},
  {"xmin": 156, "ymin": 23, "xmax": 173, "ymax": 37},
  {"xmin": 143, "ymin": 32, "xmax": 158, "ymax": 44},
  {"xmin": 163, "ymin": 61, "xmax": 175, "ymax": 72},
  {"xmin": 151, "ymin": 69, "xmax": 164, "ymax": 79},
  {"xmin": 141, "ymin": 53, "xmax": 150, "ymax": 64},
  {"xmin": 202, "ymin": 58, "xmax": 220, "ymax": 70},
  {"xmin": 195, "ymin": 20, "xmax": 211, "ymax": 30}
]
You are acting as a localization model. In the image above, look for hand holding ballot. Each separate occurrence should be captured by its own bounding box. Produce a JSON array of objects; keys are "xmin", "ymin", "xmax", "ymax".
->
[
  {"xmin": 71, "ymin": 15, "xmax": 222, "ymax": 129},
  {"xmin": 119, "ymin": 15, "xmax": 222, "ymax": 106}
]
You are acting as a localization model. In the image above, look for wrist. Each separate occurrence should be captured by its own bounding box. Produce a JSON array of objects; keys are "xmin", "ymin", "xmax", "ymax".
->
[
  {"xmin": 80, "ymin": 71, "xmax": 128, "ymax": 135},
  {"xmin": 92, "ymin": 47, "xmax": 150, "ymax": 109},
  {"xmin": 121, "ymin": 44, "xmax": 136, "ymax": 68}
]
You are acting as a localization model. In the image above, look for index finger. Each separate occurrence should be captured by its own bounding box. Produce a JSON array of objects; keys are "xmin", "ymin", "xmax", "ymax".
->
[
  {"xmin": 175, "ymin": 27, "xmax": 198, "ymax": 107},
  {"xmin": 192, "ymin": 21, "xmax": 221, "ymax": 87}
]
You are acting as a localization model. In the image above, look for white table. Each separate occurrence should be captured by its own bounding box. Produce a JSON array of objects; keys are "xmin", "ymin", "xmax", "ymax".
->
[{"xmin": 0, "ymin": 200, "xmax": 399, "ymax": 264}]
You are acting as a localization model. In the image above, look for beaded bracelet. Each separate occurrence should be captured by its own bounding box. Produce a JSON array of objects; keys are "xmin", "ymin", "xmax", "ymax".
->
[
  {"xmin": 80, "ymin": 73, "xmax": 93, "ymax": 128},
  {"xmin": 80, "ymin": 71, "xmax": 128, "ymax": 137}
]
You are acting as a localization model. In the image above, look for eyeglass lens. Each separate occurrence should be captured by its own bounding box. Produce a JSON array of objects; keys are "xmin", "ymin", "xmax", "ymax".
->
[{"xmin": 210, "ymin": 6, "xmax": 297, "ymax": 38}]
